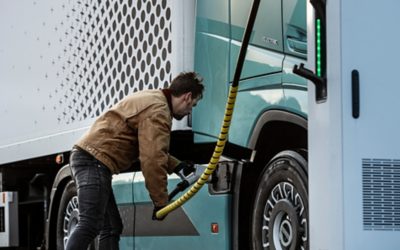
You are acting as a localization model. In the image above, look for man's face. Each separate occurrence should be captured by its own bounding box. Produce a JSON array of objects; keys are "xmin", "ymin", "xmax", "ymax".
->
[{"xmin": 173, "ymin": 92, "xmax": 201, "ymax": 120}]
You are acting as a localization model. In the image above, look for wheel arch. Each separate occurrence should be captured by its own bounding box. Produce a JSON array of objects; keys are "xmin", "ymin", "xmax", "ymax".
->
[
  {"xmin": 249, "ymin": 109, "xmax": 307, "ymax": 167},
  {"xmin": 249, "ymin": 109, "xmax": 307, "ymax": 149},
  {"xmin": 45, "ymin": 164, "xmax": 73, "ymax": 250},
  {"xmin": 235, "ymin": 109, "xmax": 308, "ymax": 249}
]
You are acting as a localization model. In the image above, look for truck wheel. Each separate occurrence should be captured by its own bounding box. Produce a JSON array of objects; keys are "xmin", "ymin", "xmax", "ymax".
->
[
  {"xmin": 56, "ymin": 180, "xmax": 98, "ymax": 250},
  {"xmin": 251, "ymin": 150, "xmax": 308, "ymax": 250}
]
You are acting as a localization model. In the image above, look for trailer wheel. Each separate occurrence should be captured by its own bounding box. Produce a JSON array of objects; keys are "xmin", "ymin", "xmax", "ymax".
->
[
  {"xmin": 251, "ymin": 150, "xmax": 308, "ymax": 250},
  {"xmin": 56, "ymin": 180, "xmax": 98, "ymax": 250}
]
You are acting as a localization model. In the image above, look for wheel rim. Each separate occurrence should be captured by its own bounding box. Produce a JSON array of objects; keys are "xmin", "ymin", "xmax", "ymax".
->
[
  {"xmin": 261, "ymin": 181, "xmax": 308, "ymax": 250},
  {"xmin": 63, "ymin": 196, "xmax": 79, "ymax": 247}
]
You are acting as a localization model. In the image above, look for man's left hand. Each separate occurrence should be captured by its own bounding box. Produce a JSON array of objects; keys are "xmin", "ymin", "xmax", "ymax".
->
[{"xmin": 152, "ymin": 205, "xmax": 167, "ymax": 221}]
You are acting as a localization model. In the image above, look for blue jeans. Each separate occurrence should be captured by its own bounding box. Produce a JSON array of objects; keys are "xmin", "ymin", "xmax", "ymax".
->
[{"xmin": 66, "ymin": 148, "xmax": 123, "ymax": 250}]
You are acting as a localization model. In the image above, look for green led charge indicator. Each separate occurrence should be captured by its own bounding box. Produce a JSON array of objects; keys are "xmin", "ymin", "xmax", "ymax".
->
[{"xmin": 316, "ymin": 18, "xmax": 322, "ymax": 77}]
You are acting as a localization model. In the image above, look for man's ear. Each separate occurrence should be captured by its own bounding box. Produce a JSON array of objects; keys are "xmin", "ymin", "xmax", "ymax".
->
[{"xmin": 184, "ymin": 92, "xmax": 192, "ymax": 101}]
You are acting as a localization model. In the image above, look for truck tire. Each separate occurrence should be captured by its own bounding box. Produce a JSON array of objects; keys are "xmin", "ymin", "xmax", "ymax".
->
[
  {"xmin": 56, "ymin": 180, "xmax": 98, "ymax": 250},
  {"xmin": 251, "ymin": 150, "xmax": 308, "ymax": 250}
]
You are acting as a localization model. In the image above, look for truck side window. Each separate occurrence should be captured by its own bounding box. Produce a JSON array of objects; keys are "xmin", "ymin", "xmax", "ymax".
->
[{"xmin": 282, "ymin": 0, "xmax": 307, "ymax": 58}]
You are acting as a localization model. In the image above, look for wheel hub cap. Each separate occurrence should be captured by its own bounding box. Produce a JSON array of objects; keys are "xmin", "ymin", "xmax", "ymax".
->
[
  {"xmin": 279, "ymin": 219, "xmax": 293, "ymax": 247},
  {"xmin": 261, "ymin": 182, "xmax": 308, "ymax": 250}
]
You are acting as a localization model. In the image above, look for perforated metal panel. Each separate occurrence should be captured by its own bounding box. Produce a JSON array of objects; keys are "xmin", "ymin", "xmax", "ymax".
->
[
  {"xmin": 50, "ymin": 0, "xmax": 172, "ymax": 124},
  {"xmin": 0, "ymin": 0, "xmax": 194, "ymax": 164},
  {"xmin": 362, "ymin": 158, "xmax": 400, "ymax": 231}
]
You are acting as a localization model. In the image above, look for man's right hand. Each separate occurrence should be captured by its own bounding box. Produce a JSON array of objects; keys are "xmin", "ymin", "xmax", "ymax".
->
[
  {"xmin": 173, "ymin": 161, "xmax": 196, "ymax": 181},
  {"xmin": 174, "ymin": 162, "xmax": 209, "ymax": 187}
]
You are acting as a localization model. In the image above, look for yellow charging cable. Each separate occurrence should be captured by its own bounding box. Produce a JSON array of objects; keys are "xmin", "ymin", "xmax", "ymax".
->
[{"xmin": 156, "ymin": 85, "xmax": 238, "ymax": 218}]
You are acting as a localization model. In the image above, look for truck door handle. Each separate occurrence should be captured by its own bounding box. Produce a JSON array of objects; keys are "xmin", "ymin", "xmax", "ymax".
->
[
  {"xmin": 286, "ymin": 24, "xmax": 307, "ymax": 54},
  {"xmin": 287, "ymin": 38, "xmax": 307, "ymax": 54}
]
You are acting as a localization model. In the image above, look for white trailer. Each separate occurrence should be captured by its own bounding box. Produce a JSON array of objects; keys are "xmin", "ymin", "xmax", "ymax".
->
[
  {"xmin": 0, "ymin": 0, "xmax": 194, "ymax": 248},
  {"xmin": 5, "ymin": 0, "xmax": 400, "ymax": 249}
]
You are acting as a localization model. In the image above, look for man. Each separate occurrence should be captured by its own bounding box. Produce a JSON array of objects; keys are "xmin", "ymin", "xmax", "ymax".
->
[{"xmin": 66, "ymin": 72, "xmax": 204, "ymax": 250}]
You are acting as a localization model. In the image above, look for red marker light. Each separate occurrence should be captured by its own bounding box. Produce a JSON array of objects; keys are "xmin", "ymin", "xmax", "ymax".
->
[
  {"xmin": 55, "ymin": 154, "xmax": 64, "ymax": 165},
  {"xmin": 211, "ymin": 223, "xmax": 219, "ymax": 234}
]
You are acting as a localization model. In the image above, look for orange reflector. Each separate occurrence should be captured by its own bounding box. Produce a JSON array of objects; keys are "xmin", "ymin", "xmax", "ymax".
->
[
  {"xmin": 211, "ymin": 223, "xmax": 219, "ymax": 233},
  {"xmin": 55, "ymin": 154, "xmax": 64, "ymax": 165}
]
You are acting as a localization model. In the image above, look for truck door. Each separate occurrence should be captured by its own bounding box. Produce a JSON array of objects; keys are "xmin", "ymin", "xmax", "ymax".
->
[
  {"xmin": 192, "ymin": 0, "xmax": 231, "ymax": 143},
  {"xmin": 193, "ymin": 0, "xmax": 285, "ymax": 146},
  {"xmin": 228, "ymin": 0, "xmax": 286, "ymax": 146}
]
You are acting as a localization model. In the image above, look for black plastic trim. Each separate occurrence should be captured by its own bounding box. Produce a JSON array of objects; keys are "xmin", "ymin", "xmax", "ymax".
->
[
  {"xmin": 123, "ymin": 202, "xmax": 199, "ymax": 237},
  {"xmin": 232, "ymin": 161, "xmax": 245, "ymax": 250}
]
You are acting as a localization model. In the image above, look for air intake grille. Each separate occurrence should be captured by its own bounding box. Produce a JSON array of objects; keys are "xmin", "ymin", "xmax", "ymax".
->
[{"xmin": 362, "ymin": 158, "xmax": 400, "ymax": 231}]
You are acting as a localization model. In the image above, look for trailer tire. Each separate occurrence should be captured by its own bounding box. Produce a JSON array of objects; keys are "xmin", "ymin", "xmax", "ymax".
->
[
  {"xmin": 251, "ymin": 150, "xmax": 308, "ymax": 250},
  {"xmin": 56, "ymin": 180, "xmax": 98, "ymax": 250}
]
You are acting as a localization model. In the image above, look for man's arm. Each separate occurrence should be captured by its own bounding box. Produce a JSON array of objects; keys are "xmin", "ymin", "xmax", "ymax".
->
[{"xmin": 138, "ymin": 112, "xmax": 171, "ymax": 207}]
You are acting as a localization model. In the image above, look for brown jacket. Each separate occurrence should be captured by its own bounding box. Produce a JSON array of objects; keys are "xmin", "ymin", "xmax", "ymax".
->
[{"xmin": 76, "ymin": 89, "xmax": 180, "ymax": 206}]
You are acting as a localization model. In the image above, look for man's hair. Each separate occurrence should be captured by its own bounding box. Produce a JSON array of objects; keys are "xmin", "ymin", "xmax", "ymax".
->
[{"xmin": 169, "ymin": 72, "xmax": 204, "ymax": 99}]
